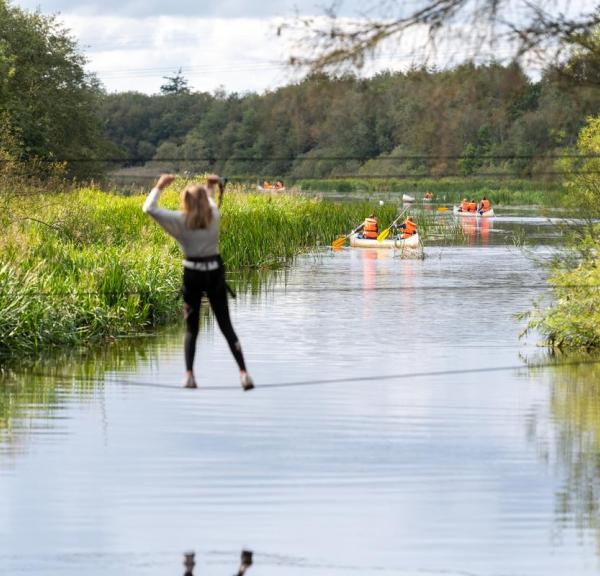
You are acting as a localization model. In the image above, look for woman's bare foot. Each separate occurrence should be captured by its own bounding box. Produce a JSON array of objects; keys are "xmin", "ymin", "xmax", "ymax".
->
[
  {"xmin": 240, "ymin": 371, "xmax": 254, "ymax": 391},
  {"xmin": 183, "ymin": 372, "xmax": 197, "ymax": 389}
]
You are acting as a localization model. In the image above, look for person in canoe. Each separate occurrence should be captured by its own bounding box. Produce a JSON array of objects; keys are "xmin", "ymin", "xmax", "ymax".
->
[
  {"xmin": 424, "ymin": 191, "xmax": 433, "ymax": 201},
  {"xmin": 478, "ymin": 197, "xmax": 491, "ymax": 214},
  {"xmin": 143, "ymin": 174, "xmax": 254, "ymax": 391},
  {"xmin": 459, "ymin": 198, "xmax": 469, "ymax": 212},
  {"xmin": 275, "ymin": 180, "xmax": 284, "ymax": 190},
  {"xmin": 398, "ymin": 216, "xmax": 418, "ymax": 239},
  {"xmin": 358, "ymin": 214, "xmax": 379, "ymax": 239},
  {"xmin": 467, "ymin": 199, "xmax": 478, "ymax": 213},
  {"xmin": 262, "ymin": 180, "xmax": 272, "ymax": 189}
]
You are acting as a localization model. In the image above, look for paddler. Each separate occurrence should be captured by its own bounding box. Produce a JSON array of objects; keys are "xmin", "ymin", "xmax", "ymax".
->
[
  {"xmin": 459, "ymin": 198, "xmax": 469, "ymax": 212},
  {"xmin": 398, "ymin": 216, "xmax": 417, "ymax": 239},
  {"xmin": 358, "ymin": 214, "xmax": 379, "ymax": 239},
  {"xmin": 479, "ymin": 197, "xmax": 491, "ymax": 214}
]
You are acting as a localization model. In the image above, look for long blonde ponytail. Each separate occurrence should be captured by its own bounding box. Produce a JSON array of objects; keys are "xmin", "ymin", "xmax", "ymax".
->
[{"xmin": 181, "ymin": 184, "xmax": 213, "ymax": 229}]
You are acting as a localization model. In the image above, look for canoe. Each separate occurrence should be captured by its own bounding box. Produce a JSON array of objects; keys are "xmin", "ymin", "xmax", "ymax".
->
[
  {"xmin": 402, "ymin": 194, "xmax": 415, "ymax": 202},
  {"xmin": 349, "ymin": 233, "xmax": 421, "ymax": 249},
  {"xmin": 257, "ymin": 186, "xmax": 285, "ymax": 193},
  {"xmin": 453, "ymin": 206, "xmax": 495, "ymax": 218}
]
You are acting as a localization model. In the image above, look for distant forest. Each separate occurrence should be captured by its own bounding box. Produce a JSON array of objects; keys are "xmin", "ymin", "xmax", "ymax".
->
[
  {"xmin": 100, "ymin": 64, "xmax": 600, "ymax": 180},
  {"xmin": 1, "ymin": 0, "xmax": 599, "ymax": 182}
]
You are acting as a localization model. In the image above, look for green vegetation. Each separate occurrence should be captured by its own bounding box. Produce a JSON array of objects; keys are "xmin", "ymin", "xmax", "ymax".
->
[
  {"xmin": 296, "ymin": 177, "xmax": 565, "ymax": 205},
  {"xmin": 524, "ymin": 115, "xmax": 600, "ymax": 349},
  {"xmin": 0, "ymin": 182, "xmax": 445, "ymax": 358},
  {"xmin": 101, "ymin": 63, "xmax": 600, "ymax": 181},
  {"xmin": 0, "ymin": 0, "xmax": 109, "ymax": 178}
]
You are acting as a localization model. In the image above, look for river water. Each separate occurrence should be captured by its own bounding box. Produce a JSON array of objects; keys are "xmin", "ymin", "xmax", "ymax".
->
[{"xmin": 2, "ymin": 210, "xmax": 600, "ymax": 576}]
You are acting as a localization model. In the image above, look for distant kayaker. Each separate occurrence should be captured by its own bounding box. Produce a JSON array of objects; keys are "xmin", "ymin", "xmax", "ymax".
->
[
  {"xmin": 143, "ymin": 174, "xmax": 254, "ymax": 391},
  {"xmin": 398, "ymin": 216, "xmax": 417, "ymax": 238},
  {"xmin": 358, "ymin": 214, "xmax": 379, "ymax": 239},
  {"xmin": 479, "ymin": 197, "xmax": 491, "ymax": 214}
]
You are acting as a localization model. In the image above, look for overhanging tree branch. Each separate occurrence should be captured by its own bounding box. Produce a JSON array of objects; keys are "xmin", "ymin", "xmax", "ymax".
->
[{"xmin": 283, "ymin": 0, "xmax": 600, "ymax": 74}]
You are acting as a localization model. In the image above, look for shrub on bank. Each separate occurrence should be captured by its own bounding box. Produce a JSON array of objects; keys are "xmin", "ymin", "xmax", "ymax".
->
[{"xmin": 525, "ymin": 116, "xmax": 600, "ymax": 350}]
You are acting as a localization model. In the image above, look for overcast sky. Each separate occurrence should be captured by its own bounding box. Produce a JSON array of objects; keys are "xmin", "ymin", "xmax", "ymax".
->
[{"xmin": 12, "ymin": 0, "xmax": 596, "ymax": 94}]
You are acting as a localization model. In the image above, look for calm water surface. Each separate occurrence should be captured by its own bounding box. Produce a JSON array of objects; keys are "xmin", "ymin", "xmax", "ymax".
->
[{"xmin": 2, "ymin": 214, "xmax": 600, "ymax": 576}]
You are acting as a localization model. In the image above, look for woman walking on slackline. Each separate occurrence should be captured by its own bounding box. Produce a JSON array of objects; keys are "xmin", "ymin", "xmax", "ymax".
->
[{"xmin": 143, "ymin": 174, "xmax": 254, "ymax": 391}]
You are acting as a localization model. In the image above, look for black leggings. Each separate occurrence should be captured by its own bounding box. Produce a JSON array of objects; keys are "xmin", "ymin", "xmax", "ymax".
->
[{"xmin": 182, "ymin": 260, "xmax": 246, "ymax": 372}]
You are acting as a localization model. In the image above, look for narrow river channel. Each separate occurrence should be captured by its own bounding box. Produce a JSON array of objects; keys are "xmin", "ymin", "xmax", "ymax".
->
[{"xmin": 2, "ymin": 209, "xmax": 600, "ymax": 575}]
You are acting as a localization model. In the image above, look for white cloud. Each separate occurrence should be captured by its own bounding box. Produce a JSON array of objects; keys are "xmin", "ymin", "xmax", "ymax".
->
[
  {"xmin": 61, "ymin": 15, "xmax": 301, "ymax": 94},
  {"xmin": 15, "ymin": 0, "xmax": 591, "ymax": 94}
]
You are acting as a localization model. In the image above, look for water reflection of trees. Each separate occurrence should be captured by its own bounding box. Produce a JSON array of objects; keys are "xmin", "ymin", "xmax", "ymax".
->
[
  {"xmin": 0, "ymin": 328, "xmax": 179, "ymax": 454},
  {"xmin": 542, "ymin": 359, "xmax": 600, "ymax": 547}
]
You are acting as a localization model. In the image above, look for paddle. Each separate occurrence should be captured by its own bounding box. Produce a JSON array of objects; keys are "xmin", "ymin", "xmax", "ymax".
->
[
  {"xmin": 377, "ymin": 208, "xmax": 408, "ymax": 242},
  {"xmin": 332, "ymin": 223, "xmax": 364, "ymax": 249},
  {"xmin": 436, "ymin": 206, "xmax": 449, "ymax": 212}
]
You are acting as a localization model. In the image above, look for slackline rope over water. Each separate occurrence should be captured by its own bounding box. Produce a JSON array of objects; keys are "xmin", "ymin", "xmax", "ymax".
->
[{"xmin": 19, "ymin": 358, "xmax": 600, "ymax": 392}]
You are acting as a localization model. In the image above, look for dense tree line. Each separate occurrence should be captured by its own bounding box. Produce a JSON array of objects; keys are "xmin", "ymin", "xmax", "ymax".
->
[
  {"xmin": 101, "ymin": 63, "xmax": 600, "ymax": 180},
  {"xmin": 0, "ymin": 0, "xmax": 110, "ymax": 179}
]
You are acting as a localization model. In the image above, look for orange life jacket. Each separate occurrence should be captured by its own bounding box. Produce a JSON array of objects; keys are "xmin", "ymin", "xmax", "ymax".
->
[
  {"xmin": 363, "ymin": 217, "xmax": 379, "ymax": 239},
  {"xmin": 480, "ymin": 199, "xmax": 491, "ymax": 212},
  {"xmin": 402, "ymin": 218, "xmax": 417, "ymax": 238},
  {"xmin": 467, "ymin": 202, "xmax": 477, "ymax": 212},
  {"xmin": 460, "ymin": 200, "xmax": 469, "ymax": 211}
]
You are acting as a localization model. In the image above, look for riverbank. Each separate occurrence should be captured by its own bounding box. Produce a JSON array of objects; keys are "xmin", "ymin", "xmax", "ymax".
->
[
  {"xmin": 296, "ymin": 177, "xmax": 564, "ymax": 205},
  {"xmin": 0, "ymin": 183, "xmax": 442, "ymax": 358}
]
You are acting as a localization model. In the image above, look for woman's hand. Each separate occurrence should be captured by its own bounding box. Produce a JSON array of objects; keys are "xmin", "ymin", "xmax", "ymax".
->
[{"xmin": 156, "ymin": 174, "xmax": 176, "ymax": 190}]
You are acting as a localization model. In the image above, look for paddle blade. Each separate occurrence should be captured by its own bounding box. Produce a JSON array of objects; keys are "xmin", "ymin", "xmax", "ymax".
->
[
  {"xmin": 332, "ymin": 236, "xmax": 347, "ymax": 248},
  {"xmin": 377, "ymin": 228, "xmax": 391, "ymax": 242},
  {"xmin": 437, "ymin": 206, "xmax": 449, "ymax": 212}
]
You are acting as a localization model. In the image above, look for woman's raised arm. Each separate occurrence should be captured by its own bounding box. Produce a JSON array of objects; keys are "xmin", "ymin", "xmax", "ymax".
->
[{"xmin": 142, "ymin": 174, "xmax": 182, "ymax": 238}]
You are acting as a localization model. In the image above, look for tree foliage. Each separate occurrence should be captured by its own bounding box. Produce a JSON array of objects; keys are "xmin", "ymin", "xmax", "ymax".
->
[
  {"xmin": 0, "ymin": 0, "xmax": 107, "ymax": 177},
  {"xmin": 100, "ymin": 62, "xmax": 600, "ymax": 179},
  {"xmin": 160, "ymin": 68, "xmax": 190, "ymax": 95}
]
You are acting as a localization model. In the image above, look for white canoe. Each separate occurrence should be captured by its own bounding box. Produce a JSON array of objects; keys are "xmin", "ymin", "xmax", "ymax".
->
[
  {"xmin": 453, "ymin": 206, "xmax": 495, "ymax": 218},
  {"xmin": 350, "ymin": 233, "xmax": 421, "ymax": 249},
  {"xmin": 257, "ymin": 186, "xmax": 286, "ymax": 193},
  {"xmin": 402, "ymin": 194, "xmax": 415, "ymax": 202}
]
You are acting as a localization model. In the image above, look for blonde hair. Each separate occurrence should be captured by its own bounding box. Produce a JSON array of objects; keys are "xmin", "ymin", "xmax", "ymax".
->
[{"xmin": 181, "ymin": 184, "xmax": 213, "ymax": 230}]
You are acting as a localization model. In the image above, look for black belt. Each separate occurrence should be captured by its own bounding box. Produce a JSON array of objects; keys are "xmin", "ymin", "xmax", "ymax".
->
[{"xmin": 182, "ymin": 255, "xmax": 235, "ymax": 298}]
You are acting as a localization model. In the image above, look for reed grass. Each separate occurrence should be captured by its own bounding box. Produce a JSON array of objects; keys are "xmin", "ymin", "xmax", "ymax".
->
[{"xmin": 0, "ymin": 183, "xmax": 448, "ymax": 357}]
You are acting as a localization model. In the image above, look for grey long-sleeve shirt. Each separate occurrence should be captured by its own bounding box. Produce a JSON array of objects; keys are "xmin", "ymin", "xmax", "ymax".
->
[{"xmin": 143, "ymin": 187, "xmax": 220, "ymax": 258}]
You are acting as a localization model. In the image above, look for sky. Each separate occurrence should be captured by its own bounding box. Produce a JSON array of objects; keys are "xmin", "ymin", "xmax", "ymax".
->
[
  {"xmin": 14, "ymin": 0, "xmax": 367, "ymax": 94},
  {"xmin": 12, "ymin": 0, "xmax": 596, "ymax": 95}
]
